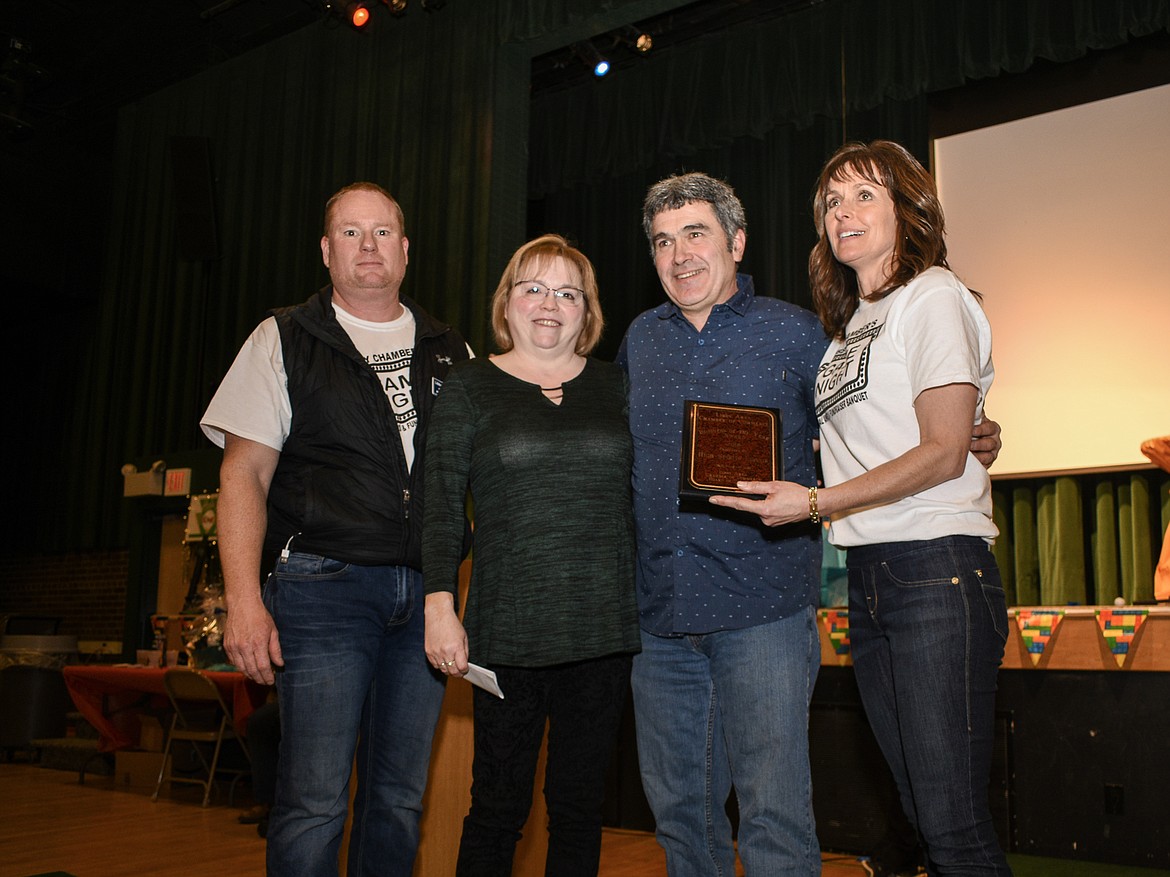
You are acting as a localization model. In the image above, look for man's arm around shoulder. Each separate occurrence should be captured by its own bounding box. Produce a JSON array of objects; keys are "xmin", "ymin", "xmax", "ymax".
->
[{"xmin": 219, "ymin": 433, "xmax": 282, "ymax": 685}]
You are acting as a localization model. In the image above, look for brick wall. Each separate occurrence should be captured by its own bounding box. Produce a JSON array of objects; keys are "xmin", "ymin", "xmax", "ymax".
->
[{"xmin": 0, "ymin": 550, "xmax": 129, "ymax": 641}]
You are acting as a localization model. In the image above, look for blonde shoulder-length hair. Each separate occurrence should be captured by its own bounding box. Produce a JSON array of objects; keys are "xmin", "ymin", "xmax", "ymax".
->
[{"xmin": 490, "ymin": 234, "xmax": 604, "ymax": 356}]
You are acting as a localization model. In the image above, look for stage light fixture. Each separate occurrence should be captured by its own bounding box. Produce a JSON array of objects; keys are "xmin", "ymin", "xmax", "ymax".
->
[
  {"xmin": 345, "ymin": 2, "xmax": 371, "ymax": 28},
  {"xmin": 574, "ymin": 41, "xmax": 610, "ymax": 78},
  {"xmin": 382, "ymin": 0, "xmax": 407, "ymax": 15},
  {"xmin": 622, "ymin": 25, "xmax": 653, "ymax": 54}
]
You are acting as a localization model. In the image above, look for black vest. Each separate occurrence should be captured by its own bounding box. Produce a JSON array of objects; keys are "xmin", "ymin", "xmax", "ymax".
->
[{"xmin": 265, "ymin": 287, "xmax": 469, "ymax": 567}]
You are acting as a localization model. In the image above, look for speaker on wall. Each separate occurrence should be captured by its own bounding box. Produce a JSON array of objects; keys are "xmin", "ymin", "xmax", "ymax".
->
[{"xmin": 169, "ymin": 135, "xmax": 220, "ymax": 262}]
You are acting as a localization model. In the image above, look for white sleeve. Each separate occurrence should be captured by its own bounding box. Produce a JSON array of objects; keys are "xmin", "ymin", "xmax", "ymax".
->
[
  {"xmin": 200, "ymin": 317, "xmax": 291, "ymax": 450},
  {"xmin": 898, "ymin": 277, "xmax": 991, "ymax": 406}
]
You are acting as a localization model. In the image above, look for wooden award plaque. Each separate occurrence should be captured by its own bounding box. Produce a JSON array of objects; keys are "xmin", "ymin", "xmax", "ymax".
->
[{"xmin": 679, "ymin": 400, "xmax": 783, "ymax": 500}]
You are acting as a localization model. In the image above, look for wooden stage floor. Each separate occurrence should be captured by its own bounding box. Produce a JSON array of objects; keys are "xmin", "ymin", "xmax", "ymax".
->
[{"xmin": 1, "ymin": 762, "xmax": 875, "ymax": 876}]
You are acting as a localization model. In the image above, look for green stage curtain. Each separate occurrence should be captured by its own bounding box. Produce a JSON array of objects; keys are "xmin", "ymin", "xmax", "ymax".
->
[
  {"xmin": 530, "ymin": 0, "xmax": 1169, "ymax": 197},
  {"xmin": 1115, "ymin": 474, "xmax": 1156, "ymax": 604},
  {"xmin": 993, "ymin": 472, "xmax": 1168, "ymax": 607},
  {"xmin": 56, "ymin": 4, "xmax": 501, "ymax": 550},
  {"xmin": 1038, "ymin": 477, "xmax": 1089, "ymax": 606},
  {"xmin": 496, "ymin": 0, "xmax": 692, "ymax": 46},
  {"xmin": 1011, "ymin": 487, "xmax": 1042, "ymax": 606},
  {"xmin": 1094, "ymin": 482, "xmax": 1122, "ymax": 603}
]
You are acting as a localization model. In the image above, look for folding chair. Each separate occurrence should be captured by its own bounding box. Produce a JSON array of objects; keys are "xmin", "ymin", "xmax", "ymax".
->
[{"xmin": 152, "ymin": 667, "xmax": 250, "ymax": 806}]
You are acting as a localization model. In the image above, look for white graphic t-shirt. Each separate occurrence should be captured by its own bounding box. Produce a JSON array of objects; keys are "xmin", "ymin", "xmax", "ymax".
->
[
  {"xmin": 815, "ymin": 266, "xmax": 998, "ymax": 547},
  {"xmin": 334, "ymin": 302, "xmax": 418, "ymax": 471}
]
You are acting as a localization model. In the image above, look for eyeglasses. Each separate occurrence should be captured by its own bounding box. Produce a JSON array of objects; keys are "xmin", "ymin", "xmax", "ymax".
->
[{"xmin": 513, "ymin": 280, "xmax": 586, "ymax": 307}]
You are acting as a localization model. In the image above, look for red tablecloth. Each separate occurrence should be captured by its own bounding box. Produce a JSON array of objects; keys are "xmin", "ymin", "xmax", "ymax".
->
[{"xmin": 63, "ymin": 665, "xmax": 270, "ymax": 753}]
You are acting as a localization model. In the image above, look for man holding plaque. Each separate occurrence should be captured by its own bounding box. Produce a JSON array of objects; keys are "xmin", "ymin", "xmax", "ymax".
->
[
  {"xmin": 617, "ymin": 172, "xmax": 1000, "ymax": 875},
  {"xmin": 616, "ymin": 172, "xmax": 827, "ymax": 875}
]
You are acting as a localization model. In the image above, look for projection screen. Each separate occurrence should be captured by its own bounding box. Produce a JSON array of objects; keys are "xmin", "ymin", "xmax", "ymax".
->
[{"xmin": 933, "ymin": 82, "xmax": 1170, "ymax": 476}]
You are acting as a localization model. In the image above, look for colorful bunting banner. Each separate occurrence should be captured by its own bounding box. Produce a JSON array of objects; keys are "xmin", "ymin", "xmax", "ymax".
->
[
  {"xmin": 1014, "ymin": 609, "xmax": 1065, "ymax": 666},
  {"xmin": 1094, "ymin": 608, "xmax": 1149, "ymax": 668},
  {"xmin": 820, "ymin": 609, "xmax": 851, "ymax": 664}
]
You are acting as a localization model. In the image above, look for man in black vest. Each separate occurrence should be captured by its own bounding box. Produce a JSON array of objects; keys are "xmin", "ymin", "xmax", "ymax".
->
[{"xmin": 201, "ymin": 182, "xmax": 470, "ymax": 877}]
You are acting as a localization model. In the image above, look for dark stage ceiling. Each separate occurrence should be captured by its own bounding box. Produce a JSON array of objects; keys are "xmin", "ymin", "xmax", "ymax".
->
[{"xmin": 0, "ymin": 0, "xmax": 818, "ymax": 145}]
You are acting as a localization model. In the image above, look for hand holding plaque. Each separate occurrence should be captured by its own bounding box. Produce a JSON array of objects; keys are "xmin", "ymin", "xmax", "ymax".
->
[{"xmin": 679, "ymin": 400, "xmax": 783, "ymax": 501}]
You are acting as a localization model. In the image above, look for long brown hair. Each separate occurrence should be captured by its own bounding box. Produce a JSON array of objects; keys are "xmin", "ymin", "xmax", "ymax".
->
[{"xmin": 808, "ymin": 140, "xmax": 948, "ymax": 340}]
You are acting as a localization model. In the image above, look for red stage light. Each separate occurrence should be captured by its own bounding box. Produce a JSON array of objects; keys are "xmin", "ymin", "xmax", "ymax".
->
[{"xmin": 350, "ymin": 4, "xmax": 370, "ymax": 27}]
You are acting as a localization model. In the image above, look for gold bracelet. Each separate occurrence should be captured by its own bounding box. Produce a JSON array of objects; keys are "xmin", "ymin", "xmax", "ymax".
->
[{"xmin": 808, "ymin": 486, "xmax": 820, "ymax": 524}]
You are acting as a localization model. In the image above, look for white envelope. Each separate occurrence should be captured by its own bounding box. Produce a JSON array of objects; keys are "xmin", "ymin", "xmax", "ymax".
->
[{"xmin": 464, "ymin": 662, "xmax": 504, "ymax": 699}]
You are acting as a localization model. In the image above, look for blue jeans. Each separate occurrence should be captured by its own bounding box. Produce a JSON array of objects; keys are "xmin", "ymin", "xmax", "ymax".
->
[
  {"xmin": 847, "ymin": 536, "xmax": 1012, "ymax": 876},
  {"xmin": 631, "ymin": 607, "xmax": 821, "ymax": 876},
  {"xmin": 263, "ymin": 552, "xmax": 445, "ymax": 877}
]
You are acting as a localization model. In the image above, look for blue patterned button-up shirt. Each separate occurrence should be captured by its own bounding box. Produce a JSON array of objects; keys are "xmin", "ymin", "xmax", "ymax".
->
[{"xmin": 616, "ymin": 274, "xmax": 827, "ymax": 635}]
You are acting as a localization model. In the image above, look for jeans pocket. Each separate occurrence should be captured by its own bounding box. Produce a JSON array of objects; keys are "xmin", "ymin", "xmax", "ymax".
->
[
  {"xmin": 977, "ymin": 565, "xmax": 1009, "ymax": 642},
  {"xmin": 879, "ymin": 552, "xmax": 953, "ymax": 589},
  {"xmin": 277, "ymin": 552, "xmax": 351, "ymax": 580}
]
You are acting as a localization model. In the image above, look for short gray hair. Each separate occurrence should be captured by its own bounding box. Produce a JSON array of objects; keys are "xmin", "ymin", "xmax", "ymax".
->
[{"xmin": 641, "ymin": 172, "xmax": 746, "ymax": 257}]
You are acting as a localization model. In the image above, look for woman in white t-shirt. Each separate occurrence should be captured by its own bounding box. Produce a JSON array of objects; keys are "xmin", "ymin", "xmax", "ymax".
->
[{"xmin": 714, "ymin": 140, "xmax": 1011, "ymax": 876}]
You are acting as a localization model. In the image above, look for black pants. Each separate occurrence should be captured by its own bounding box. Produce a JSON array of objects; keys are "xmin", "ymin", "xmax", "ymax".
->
[{"xmin": 456, "ymin": 653, "xmax": 632, "ymax": 877}]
